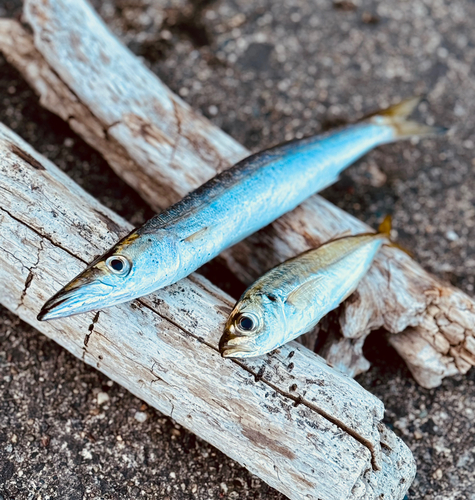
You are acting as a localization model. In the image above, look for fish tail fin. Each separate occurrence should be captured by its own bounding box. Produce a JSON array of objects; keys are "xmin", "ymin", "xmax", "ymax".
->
[
  {"xmin": 366, "ymin": 96, "xmax": 448, "ymax": 140},
  {"xmin": 378, "ymin": 215, "xmax": 413, "ymax": 256}
]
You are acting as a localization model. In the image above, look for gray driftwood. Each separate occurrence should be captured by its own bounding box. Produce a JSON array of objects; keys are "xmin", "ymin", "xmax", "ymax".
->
[
  {"xmin": 1, "ymin": 0, "xmax": 474, "ymax": 388},
  {"xmin": 0, "ymin": 124, "xmax": 415, "ymax": 499}
]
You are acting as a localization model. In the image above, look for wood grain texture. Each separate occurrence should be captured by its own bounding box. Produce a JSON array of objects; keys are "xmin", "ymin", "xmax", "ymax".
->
[
  {"xmin": 0, "ymin": 0, "xmax": 473, "ymax": 388},
  {"xmin": 0, "ymin": 124, "xmax": 416, "ymax": 499}
]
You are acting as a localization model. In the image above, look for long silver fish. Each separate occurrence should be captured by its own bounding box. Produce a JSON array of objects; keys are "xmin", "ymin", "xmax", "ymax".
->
[
  {"xmin": 38, "ymin": 97, "xmax": 443, "ymax": 320},
  {"xmin": 219, "ymin": 217, "xmax": 394, "ymax": 358}
]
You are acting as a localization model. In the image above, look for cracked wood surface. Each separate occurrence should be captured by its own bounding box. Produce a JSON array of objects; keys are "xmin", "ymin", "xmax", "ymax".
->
[
  {"xmin": 0, "ymin": 0, "xmax": 473, "ymax": 388},
  {"xmin": 0, "ymin": 125, "xmax": 416, "ymax": 499}
]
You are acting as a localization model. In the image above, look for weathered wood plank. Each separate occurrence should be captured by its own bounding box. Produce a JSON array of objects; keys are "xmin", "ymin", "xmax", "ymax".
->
[
  {"xmin": 0, "ymin": 0, "xmax": 472, "ymax": 387},
  {"xmin": 0, "ymin": 125, "xmax": 415, "ymax": 499}
]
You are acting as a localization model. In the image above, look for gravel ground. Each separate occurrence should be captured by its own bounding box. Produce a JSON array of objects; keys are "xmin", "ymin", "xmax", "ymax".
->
[{"xmin": 1, "ymin": 0, "xmax": 475, "ymax": 498}]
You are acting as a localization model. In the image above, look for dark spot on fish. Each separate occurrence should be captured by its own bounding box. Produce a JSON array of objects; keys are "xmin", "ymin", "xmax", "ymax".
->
[
  {"xmin": 288, "ymin": 362, "xmax": 294, "ymax": 371},
  {"xmin": 289, "ymin": 384, "xmax": 298, "ymax": 392},
  {"xmin": 10, "ymin": 143, "xmax": 45, "ymax": 170},
  {"xmin": 293, "ymin": 396, "xmax": 303, "ymax": 407},
  {"xmin": 242, "ymin": 428, "xmax": 296, "ymax": 460},
  {"xmin": 266, "ymin": 293, "xmax": 278, "ymax": 302},
  {"xmin": 288, "ymin": 350, "xmax": 295, "ymax": 359}
]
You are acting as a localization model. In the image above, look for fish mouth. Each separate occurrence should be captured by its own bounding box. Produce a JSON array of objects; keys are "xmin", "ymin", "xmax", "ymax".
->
[
  {"xmin": 219, "ymin": 332, "xmax": 257, "ymax": 358},
  {"xmin": 220, "ymin": 345, "xmax": 257, "ymax": 358},
  {"xmin": 37, "ymin": 278, "xmax": 114, "ymax": 321}
]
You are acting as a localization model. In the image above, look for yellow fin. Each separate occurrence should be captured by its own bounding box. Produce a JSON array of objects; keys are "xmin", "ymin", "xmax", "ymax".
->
[
  {"xmin": 387, "ymin": 241, "xmax": 413, "ymax": 257},
  {"xmin": 183, "ymin": 226, "xmax": 211, "ymax": 243},
  {"xmin": 378, "ymin": 96, "xmax": 422, "ymax": 118},
  {"xmin": 378, "ymin": 215, "xmax": 392, "ymax": 237},
  {"xmin": 366, "ymin": 96, "xmax": 448, "ymax": 139},
  {"xmin": 377, "ymin": 215, "xmax": 413, "ymax": 256},
  {"xmin": 286, "ymin": 276, "xmax": 324, "ymax": 310}
]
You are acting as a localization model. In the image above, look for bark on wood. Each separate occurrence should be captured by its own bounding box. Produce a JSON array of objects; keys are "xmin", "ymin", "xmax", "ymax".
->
[
  {"xmin": 0, "ymin": 124, "xmax": 415, "ymax": 499},
  {"xmin": 0, "ymin": 0, "xmax": 474, "ymax": 388}
]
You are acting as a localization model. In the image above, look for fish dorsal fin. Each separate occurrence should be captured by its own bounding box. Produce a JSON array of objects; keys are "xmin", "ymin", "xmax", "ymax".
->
[
  {"xmin": 378, "ymin": 214, "xmax": 392, "ymax": 236},
  {"xmin": 183, "ymin": 226, "xmax": 211, "ymax": 243},
  {"xmin": 286, "ymin": 276, "xmax": 324, "ymax": 310},
  {"xmin": 376, "ymin": 215, "xmax": 413, "ymax": 256}
]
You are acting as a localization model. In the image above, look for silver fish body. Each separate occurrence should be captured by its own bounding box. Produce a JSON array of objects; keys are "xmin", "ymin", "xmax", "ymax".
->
[
  {"xmin": 38, "ymin": 98, "xmax": 441, "ymax": 320},
  {"xmin": 219, "ymin": 228, "xmax": 389, "ymax": 358}
]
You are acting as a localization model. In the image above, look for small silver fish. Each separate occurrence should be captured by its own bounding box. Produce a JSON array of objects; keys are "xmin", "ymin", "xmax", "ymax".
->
[
  {"xmin": 38, "ymin": 97, "xmax": 443, "ymax": 320},
  {"xmin": 220, "ymin": 217, "xmax": 394, "ymax": 358}
]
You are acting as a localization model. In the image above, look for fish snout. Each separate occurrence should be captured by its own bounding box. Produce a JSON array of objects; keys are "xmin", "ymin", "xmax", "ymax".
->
[{"xmin": 37, "ymin": 272, "xmax": 113, "ymax": 321}]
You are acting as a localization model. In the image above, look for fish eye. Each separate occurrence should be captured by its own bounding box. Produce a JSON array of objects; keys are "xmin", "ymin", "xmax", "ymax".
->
[
  {"xmin": 239, "ymin": 316, "xmax": 254, "ymax": 331},
  {"xmin": 105, "ymin": 255, "xmax": 131, "ymax": 276},
  {"xmin": 236, "ymin": 313, "xmax": 259, "ymax": 333}
]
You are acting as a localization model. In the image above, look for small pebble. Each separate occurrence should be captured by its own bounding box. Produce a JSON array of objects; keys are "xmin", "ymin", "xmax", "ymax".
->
[
  {"xmin": 81, "ymin": 448, "xmax": 93, "ymax": 460},
  {"xmin": 134, "ymin": 411, "xmax": 148, "ymax": 423},
  {"xmin": 446, "ymin": 230, "xmax": 459, "ymax": 241},
  {"xmin": 433, "ymin": 468, "xmax": 443, "ymax": 480},
  {"xmin": 97, "ymin": 392, "xmax": 110, "ymax": 405}
]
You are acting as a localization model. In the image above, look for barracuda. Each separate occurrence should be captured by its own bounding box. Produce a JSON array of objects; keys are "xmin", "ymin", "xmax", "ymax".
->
[
  {"xmin": 219, "ymin": 217, "xmax": 394, "ymax": 358},
  {"xmin": 38, "ymin": 97, "xmax": 444, "ymax": 320}
]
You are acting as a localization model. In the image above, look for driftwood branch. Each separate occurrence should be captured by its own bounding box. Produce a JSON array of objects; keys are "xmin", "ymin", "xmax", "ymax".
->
[
  {"xmin": 1, "ymin": 0, "xmax": 474, "ymax": 388},
  {"xmin": 0, "ymin": 125, "xmax": 415, "ymax": 499}
]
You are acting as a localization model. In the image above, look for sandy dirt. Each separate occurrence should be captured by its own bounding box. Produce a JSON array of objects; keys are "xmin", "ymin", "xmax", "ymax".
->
[{"xmin": 1, "ymin": 0, "xmax": 475, "ymax": 498}]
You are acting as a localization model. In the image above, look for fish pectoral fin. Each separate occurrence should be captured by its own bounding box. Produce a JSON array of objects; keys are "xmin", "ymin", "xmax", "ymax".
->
[
  {"xmin": 286, "ymin": 276, "xmax": 325, "ymax": 310},
  {"xmin": 183, "ymin": 226, "xmax": 212, "ymax": 243}
]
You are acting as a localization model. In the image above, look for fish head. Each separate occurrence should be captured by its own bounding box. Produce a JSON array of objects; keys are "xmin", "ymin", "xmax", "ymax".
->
[
  {"xmin": 37, "ymin": 229, "xmax": 177, "ymax": 320},
  {"xmin": 219, "ymin": 292, "xmax": 284, "ymax": 358}
]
